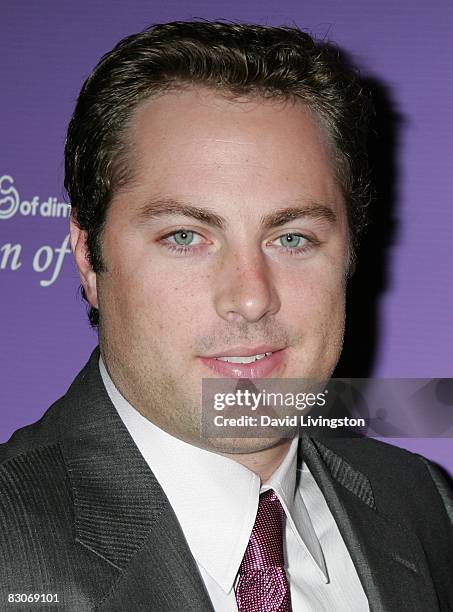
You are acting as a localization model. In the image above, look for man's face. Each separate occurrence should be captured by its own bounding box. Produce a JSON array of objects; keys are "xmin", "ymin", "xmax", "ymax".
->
[{"xmin": 74, "ymin": 87, "xmax": 349, "ymax": 452}]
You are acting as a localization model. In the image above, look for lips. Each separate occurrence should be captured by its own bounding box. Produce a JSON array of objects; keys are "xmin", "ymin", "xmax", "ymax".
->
[{"xmin": 199, "ymin": 347, "xmax": 286, "ymax": 378}]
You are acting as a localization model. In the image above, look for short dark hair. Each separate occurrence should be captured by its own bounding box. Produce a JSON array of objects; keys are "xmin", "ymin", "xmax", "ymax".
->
[{"xmin": 65, "ymin": 20, "xmax": 373, "ymax": 326}]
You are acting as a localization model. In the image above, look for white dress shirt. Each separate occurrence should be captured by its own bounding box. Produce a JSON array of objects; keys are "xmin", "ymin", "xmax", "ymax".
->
[{"xmin": 100, "ymin": 358, "xmax": 369, "ymax": 611}]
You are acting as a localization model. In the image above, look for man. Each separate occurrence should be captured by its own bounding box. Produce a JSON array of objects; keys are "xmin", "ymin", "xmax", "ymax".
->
[{"xmin": 1, "ymin": 20, "xmax": 452, "ymax": 612}]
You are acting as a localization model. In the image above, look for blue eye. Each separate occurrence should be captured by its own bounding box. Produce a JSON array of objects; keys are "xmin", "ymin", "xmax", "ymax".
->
[
  {"xmin": 267, "ymin": 232, "xmax": 317, "ymax": 258},
  {"xmin": 279, "ymin": 233, "xmax": 304, "ymax": 248},
  {"xmin": 160, "ymin": 229, "xmax": 206, "ymax": 255},
  {"xmin": 173, "ymin": 230, "xmax": 195, "ymax": 246}
]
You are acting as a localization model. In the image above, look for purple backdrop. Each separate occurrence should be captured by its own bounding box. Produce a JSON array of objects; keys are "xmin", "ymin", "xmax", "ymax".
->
[{"xmin": 1, "ymin": 2, "xmax": 452, "ymax": 472}]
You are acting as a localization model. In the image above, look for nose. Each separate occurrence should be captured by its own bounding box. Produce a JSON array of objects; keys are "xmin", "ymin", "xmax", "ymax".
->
[{"xmin": 214, "ymin": 249, "xmax": 281, "ymax": 323}]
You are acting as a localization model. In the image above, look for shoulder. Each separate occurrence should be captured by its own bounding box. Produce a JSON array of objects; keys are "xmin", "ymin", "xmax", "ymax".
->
[
  {"xmin": 0, "ymin": 395, "xmax": 65, "ymax": 462},
  {"xmin": 0, "ymin": 357, "xmax": 87, "ymax": 577},
  {"xmin": 0, "ymin": 395, "xmax": 73, "ymax": 523},
  {"xmin": 0, "ymin": 348, "xmax": 97, "ymax": 466},
  {"xmin": 313, "ymin": 434, "xmax": 453, "ymax": 524},
  {"xmin": 0, "ymin": 350, "xmax": 97, "ymax": 536},
  {"xmin": 314, "ymin": 432, "xmax": 444, "ymax": 473},
  {"xmin": 0, "ymin": 392, "xmax": 71, "ymax": 513},
  {"xmin": 0, "ymin": 361, "xmax": 119, "ymax": 601},
  {"xmin": 0, "ymin": 428, "xmax": 75, "ymax": 586}
]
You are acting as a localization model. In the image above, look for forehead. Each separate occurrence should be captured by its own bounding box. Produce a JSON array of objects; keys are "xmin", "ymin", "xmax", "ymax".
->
[{"xmin": 117, "ymin": 87, "xmax": 344, "ymax": 218}]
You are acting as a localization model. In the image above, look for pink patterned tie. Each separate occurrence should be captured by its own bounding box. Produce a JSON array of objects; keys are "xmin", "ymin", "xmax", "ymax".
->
[{"xmin": 235, "ymin": 489, "xmax": 292, "ymax": 611}]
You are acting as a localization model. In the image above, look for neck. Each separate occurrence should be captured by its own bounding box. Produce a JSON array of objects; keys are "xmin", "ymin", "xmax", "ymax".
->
[{"xmin": 220, "ymin": 438, "xmax": 293, "ymax": 484}]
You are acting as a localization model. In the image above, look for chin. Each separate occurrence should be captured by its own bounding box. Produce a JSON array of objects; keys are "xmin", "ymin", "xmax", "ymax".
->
[{"xmin": 203, "ymin": 435, "xmax": 295, "ymax": 455}]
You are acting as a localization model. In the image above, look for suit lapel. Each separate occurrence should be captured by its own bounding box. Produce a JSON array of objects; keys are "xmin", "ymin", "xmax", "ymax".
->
[
  {"xmin": 301, "ymin": 435, "xmax": 440, "ymax": 612},
  {"xmin": 59, "ymin": 348, "xmax": 214, "ymax": 611}
]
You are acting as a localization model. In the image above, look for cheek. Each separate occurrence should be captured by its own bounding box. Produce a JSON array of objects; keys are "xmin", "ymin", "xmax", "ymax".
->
[
  {"xmin": 278, "ymin": 263, "xmax": 346, "ymax": 322},
  {"xmin": 103, "ymin": 258, "xmax": 212, "ymax": 336}
]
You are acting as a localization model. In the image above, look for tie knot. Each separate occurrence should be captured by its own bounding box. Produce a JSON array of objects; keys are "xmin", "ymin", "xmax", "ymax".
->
[{"xmin": 239, "ymin": 489, "xmax": 286, "ymax": 572}]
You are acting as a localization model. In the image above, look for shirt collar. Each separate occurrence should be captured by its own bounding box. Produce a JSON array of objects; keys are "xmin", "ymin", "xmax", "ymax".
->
[
  {"xmin": 99, "ymin": 357, "xmax": 328, "ymax": 591},
  {"xmin": 262, "ymin": 437, "xmax": 328, "ymax": 583}
]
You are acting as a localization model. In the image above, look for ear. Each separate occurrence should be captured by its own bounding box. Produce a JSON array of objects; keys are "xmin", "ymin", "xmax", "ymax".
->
[{"xmin": 70, "ymin": 214, "xmax": 99, "ymax": 309}]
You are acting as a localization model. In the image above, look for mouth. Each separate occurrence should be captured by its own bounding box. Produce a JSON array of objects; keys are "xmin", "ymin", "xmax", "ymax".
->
[{"xmin": 199, "ymin": 346, "xmax": 287, "ymax": 379}]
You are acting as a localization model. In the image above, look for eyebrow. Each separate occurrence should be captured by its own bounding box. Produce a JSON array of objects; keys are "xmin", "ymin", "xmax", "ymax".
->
[
  {"xmin": 135, "ymin": 198, "xmax": 226, "ymax": 229},
  {"xmin": 135, "ymin": 197, "xmax": 337, "ymax": 230},
  {"xmin": 260, "ymin": 205, "xmax": 336, "ymax": 230}
]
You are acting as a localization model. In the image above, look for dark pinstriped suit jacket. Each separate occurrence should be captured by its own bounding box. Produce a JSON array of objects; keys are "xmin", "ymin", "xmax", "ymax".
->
[{"xmin": 1, "ymin": 347, "xmax": 452, "ymax": 611}]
